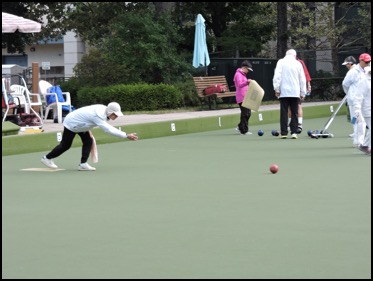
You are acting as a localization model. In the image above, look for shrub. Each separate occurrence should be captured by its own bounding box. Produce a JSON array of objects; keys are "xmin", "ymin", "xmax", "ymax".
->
[
  {"xmin": 76, "ymin": 83, "xmax": 183, "ymax": 111},
  {"xmin": 172, "ymin": 80, "xmax": 200, "ymax": 107}
]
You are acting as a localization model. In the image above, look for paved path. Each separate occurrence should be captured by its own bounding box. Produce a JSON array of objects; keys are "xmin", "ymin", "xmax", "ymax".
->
[{"xmin": 26, "ymin": 101, "xmax": 337, "ymax": 134}]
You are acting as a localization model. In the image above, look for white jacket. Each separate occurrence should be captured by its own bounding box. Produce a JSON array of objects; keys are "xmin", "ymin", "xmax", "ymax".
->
[
  {"xmin": 273, "ymin": 54, "xmax": 306, "ymax": 98},
  {"xmin": 353, "ymin": 71, "xmax": 371, "ymax": 118},
  {"xmin": 63, "ymin": 104, "xmax": 128, "ymax": 138},
  {"xmin": 342, "ymin": 64, "xmax": 365, "ymax": 105}
]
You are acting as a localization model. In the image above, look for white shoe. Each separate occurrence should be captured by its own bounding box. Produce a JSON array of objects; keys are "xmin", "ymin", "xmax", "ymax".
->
[
  {"xmin": 291, "ymin": 133, "xmax": 298, "ymax": 139},
  {"xmin": 79, "ymin": 162, "xmax": 96, "ymax": 171},
  {"xmin": 349, "ymin": 133, "xmax": 354, "ymax": 138},
  {"xmin": 41, "ymin": 156, "xmax": 58, "ymax": 169}
]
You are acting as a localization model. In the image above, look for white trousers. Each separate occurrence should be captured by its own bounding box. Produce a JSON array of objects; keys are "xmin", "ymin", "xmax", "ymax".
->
[
  {"xmin": 362, "ymin": 116, "xmax": 371, "ymax": 148},
  {"xmin": 349, "ymin": 105, "xmax": 366, "ymax": 146}
]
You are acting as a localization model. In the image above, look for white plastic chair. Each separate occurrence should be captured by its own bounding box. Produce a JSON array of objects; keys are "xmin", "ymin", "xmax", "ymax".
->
[
  {"xmin": 39, "ymin": 80, "xmax": 72, "ymax": 123},
  {"xmin": 7, "ymin": 84, "xmax": 27, "ymax": 110},
  {"xmin": 2, "ymin": 79, "xmax": 21, "ymax": 122},
  {"xmin": 9, "ymin": 84, "xmax": 44, "ymax": 124}
]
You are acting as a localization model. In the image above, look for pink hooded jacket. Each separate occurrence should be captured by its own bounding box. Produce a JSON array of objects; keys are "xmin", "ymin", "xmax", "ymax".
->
[{"xmin": 233, "ymin": 68, "xmax": 250, "ymax": 104}]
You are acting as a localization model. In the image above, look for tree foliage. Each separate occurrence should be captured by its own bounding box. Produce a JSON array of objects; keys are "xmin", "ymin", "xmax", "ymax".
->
[
  {"xmin": 74, "ymin": 9, "xmax": 193, "ymax": 86},
  {"xmin": 172, "ymin": 2, "xmax": 275, "ymax": 57},
  {"xmin": 356, "ymin": 2, "xmax": 371, "ymax": 48},
  {"xmin": 2, "ymin": 2, "xmax": 370, "ymax": 81},
  {"xmin": 72, "ymin": 49, "xmax": 128, "ymax": 87},
  {"xmin": 217, "ymin": 3, "xmax": 275, "ymax": 57},
  {"xmin": 65, "ymin": 2, "xmax": 149, "ymax": 47},
  {"xmin": 288, "ymin": 2, "xmax": 371, "ymax": 51},
  {"xmin": 287, "ymin": 2, "xmax": 371, "ymax": 72},
  {"xmin": 102, "ymin": 10, "xmax": 192, "ymax": 84}
]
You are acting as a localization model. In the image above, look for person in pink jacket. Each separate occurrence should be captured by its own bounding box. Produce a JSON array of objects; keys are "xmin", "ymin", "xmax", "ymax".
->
[{"xmin": 234, "ymin": 60, "xmax": 254, "ymax": 135}]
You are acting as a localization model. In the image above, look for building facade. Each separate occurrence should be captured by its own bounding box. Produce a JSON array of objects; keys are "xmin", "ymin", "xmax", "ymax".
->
[{"xmin": 2, "ymin": 31, "xmax": 86, "ymax": 85}]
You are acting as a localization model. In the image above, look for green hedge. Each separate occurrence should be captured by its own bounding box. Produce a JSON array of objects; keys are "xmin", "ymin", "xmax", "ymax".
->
[{"xmin": 76, "ymin": 83, "xmax": 183, "ymax": 111}]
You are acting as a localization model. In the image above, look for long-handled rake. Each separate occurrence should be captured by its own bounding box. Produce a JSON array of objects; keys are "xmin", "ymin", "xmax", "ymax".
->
[{"xmin": 310, "ymin": 95, "xmax": 347, "ymax": 139}]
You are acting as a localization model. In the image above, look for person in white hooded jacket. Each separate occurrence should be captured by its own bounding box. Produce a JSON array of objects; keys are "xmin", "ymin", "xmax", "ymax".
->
[
  {"xmin": 273, "ymin": 49, "xmax": 306, "ymax": 139},
  {"xmin": 342, "ymin": 53, "xmax": 370, "ymax": 146},
  {"xmin": 353, "ymin": 66, "xmax": 371, "ymax": 155},
  {"xmin": 41, "ymin": 102, "xmax": 138, "ymax": 171},
  {"xmin": 341, "ymin": 55, "xmax": 357, "ymax": 137}
]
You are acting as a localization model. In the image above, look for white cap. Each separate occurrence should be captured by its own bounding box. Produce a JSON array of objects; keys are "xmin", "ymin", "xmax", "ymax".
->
[{"xmin": 106, "ymin": 102, "xmax": 123, "ymax": 117}]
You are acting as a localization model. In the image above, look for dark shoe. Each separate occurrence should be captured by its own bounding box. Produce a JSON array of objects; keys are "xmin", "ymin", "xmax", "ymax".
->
[
  {"xmin": 297, "ymin": 125, "xmax": 303, "ymax": 134},
  {"xmin": 358, "ymin": 145, "xmax": 371, "ymax": 155}
]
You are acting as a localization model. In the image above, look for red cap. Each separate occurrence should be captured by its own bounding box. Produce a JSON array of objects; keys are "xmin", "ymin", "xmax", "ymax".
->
[{"xmin": 359, "ymin": 53, "xmax": 371, "ymax": 62}]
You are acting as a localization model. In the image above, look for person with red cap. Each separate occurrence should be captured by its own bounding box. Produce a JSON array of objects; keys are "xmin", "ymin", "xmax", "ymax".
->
[
  {"xmin": 353, "ymin": 66, "xmax": 371, "ymax": 155},
  {"xmin": 41, "ymin": 102, "xmax": 138, "ymax": 171},
  {"xmin": 342, "ymin": 53, "xmax": 371, "ymax": 147}
]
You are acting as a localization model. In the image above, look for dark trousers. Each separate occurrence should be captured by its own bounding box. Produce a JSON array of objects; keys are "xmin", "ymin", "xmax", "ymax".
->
[
  {"xmin": 238, "ymin": 103, "xmax": 251, "ymax": 134},
  {"xmin": 280, "ymin": 97, "xmax": 299, "ymax": 135},
  {"xmin": 46, "ymin": 127, "xmax": 93, "ymax": 164}
]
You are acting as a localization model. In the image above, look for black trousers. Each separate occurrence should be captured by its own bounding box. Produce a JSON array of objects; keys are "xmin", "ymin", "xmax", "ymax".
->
[
  {"xmin": 46, "ymin": 127, "xmax": 93, "ymax": 164},
  {"xmin": 280, "ymin": 97, "xmax": 299, "ymax": 135},
  {"xmin": 238, "ymin": 103, "xmax": 252, "ymax": 134}
]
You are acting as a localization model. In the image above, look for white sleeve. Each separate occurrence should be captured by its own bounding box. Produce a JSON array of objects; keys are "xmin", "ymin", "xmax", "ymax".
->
[
  {"xmin": 95, "ymin": 119, "xmax": 128, "ymax": 138},
  {"xmin": 272, "ymin": 60, "xmax": 283, "ymax": 92},
  {"xmin": 352, "ymin": 79, "xmax": 366, "ymax": 113},
  {"xmin": 342, "ymin": 69, "xmax": 356, "ymax": 94}
]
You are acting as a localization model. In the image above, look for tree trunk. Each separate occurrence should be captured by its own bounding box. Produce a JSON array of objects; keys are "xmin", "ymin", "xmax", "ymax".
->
[{"xmin": 277, "ymin": 2, "xmax": 288, "ymax": 59}]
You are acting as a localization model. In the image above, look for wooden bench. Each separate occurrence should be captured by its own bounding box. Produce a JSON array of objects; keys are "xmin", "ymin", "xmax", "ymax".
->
[{"xmin": 193, "ymin": 75, "xmax": 236, "ymax": 109}]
